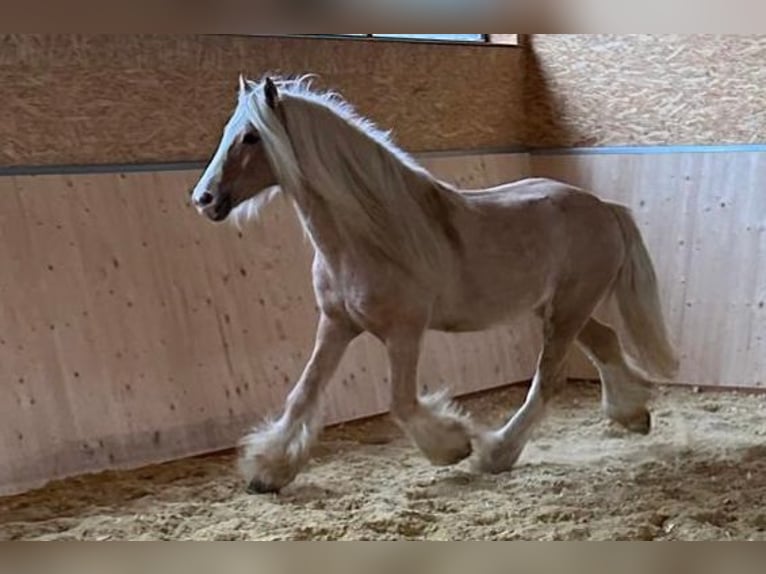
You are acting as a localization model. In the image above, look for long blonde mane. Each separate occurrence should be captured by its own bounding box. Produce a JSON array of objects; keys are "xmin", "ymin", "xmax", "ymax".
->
[{"xmin": 242, "ymin": 75, "xmax": 462, "ymax": 281}]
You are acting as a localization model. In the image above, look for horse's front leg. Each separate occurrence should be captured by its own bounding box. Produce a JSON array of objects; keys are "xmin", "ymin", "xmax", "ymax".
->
[
  {"xmin": 387, "ymin": 331, "xmax": 474, "ymax": 466},
  {"xmin": 239, "ymin": 314, "xmax": 357, "ymax": 494}
]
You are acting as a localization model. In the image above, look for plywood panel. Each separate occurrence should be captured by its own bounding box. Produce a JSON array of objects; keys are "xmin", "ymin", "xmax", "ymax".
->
[
  {"xmin": 0, "ymin": 153, "xmax": 539, "ymax": 496},
  {"xmin": 526, "ymin": 35, "xmax": 766, "ymax": 147},
  {"xmin": 0, "ymin": 34, "xmax": 525, "ymax": 167},
  {"xmin": 532, "ymin": 151, "xmax": 766, "ymax": 389}
]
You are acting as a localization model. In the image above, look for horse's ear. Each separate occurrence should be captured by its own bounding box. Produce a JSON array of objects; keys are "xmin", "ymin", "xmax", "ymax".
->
[
  {"xmin": 239, "ymin": 74, "xmax": 252, "ymax": 95},
  {"xmin": 264, "ymin": 77, "xmax": 279, "ymax": 109}
]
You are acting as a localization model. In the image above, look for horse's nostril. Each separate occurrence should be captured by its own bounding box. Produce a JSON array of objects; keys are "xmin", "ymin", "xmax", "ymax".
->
[{"xmin": 198, "ymin": 192, "xmax": 214, "ymax": 207}]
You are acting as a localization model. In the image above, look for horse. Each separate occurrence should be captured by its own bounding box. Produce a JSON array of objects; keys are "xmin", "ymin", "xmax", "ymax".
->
[{"xmin": 190, "ymin": 74, "xmax": 679, "ymax": 494}]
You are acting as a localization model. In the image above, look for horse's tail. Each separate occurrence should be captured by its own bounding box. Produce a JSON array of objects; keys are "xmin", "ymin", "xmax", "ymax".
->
[{"xmin": 608, "ymin": 202, "xmax": 680, "ymax": 380}]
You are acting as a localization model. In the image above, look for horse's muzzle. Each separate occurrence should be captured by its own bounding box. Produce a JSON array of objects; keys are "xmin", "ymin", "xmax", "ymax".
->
[{"xmin": 203, "ymin": 195, "xmax": 233, "ymax": 222}]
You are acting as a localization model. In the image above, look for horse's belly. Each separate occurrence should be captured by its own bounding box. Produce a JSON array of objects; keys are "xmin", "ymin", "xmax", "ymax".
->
[
  {"xmin": 430, "ymin": 313, "xmax": 517, "ymax": 333},
  {"xmin": 430, "ymin": 264, "xmax": 553, "ymax": 333},
  {"xmin": 430, "ymin": 291, "xmax": 538, "ymax": 333}
]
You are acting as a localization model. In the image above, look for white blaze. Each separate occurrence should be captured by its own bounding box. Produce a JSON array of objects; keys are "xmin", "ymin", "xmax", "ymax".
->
[{"xmin": 191, "ymin": 88, "xmax": 251, "ymax": 213}]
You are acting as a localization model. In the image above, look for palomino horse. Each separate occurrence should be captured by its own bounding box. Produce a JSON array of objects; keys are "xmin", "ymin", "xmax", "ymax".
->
[{"xmin": 191, "ymin": 75, "xmax": 678, "ymax": 494}]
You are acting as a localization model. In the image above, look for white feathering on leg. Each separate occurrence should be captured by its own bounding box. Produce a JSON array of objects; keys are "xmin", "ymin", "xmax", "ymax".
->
[
  {"xmin": 399, "ymin": 388, "xmax": 475, "ymax": 466},
  {"xmin": 237, "ymin": 402, "xmax": 324, "ymax": 491}
]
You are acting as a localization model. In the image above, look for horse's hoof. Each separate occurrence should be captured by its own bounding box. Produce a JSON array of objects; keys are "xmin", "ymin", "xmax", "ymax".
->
[
  {"xmin": 421, "ymin": 423, "xmax": 474, "ymax": 467},
  {"xmin": 428, "ymin": 441, "xmax": 473, "ymax": 467},
  {"xmin": 247, "ymin": 480, "xmax": 280, "ymax": 495},
  {"xmin": 620, "ymin": 409, "xmax": 652, "ymax": 435},
  {"xmin": 471, "ymin": 433, "xmax": 523, "ymax": 475},
  {"xmin": 472, "ymin": 454, "xmax": 518, "ymax": 475}
]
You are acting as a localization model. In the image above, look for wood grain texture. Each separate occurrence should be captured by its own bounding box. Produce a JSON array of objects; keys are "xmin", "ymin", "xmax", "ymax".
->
[
  {"xmin": 533, "ymin": 151, "xmax": 766, "ymax": 389},
  {"xmin": 526, "ymin": 35, "xmax": 766, "ymax": 147},
  {"xmin": 0, "ymin": 153, "xmax": 540, "ymax": 496},
  {"xmin": 0, "ymin": 34, "xmax": 525, "ymax": 167}
]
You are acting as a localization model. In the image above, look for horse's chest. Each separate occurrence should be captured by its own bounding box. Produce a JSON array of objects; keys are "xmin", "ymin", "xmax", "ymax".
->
[{"xmin": 314, "ymin": 264, "xmax": 431, "ymax": 334}]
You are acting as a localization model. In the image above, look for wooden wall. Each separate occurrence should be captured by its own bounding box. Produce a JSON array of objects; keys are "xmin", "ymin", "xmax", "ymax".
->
[
  {"xmin": 533, "ymin": 150, "xmax": 766, "ymax": 390},
  {"xmin": 0, "ymin": 34, "xmax": 532, "ymax": 495},
  {"xmin": 526, "ymin": 35, "xmax": 766, "ymax": 148},
  {"xmin": 7, "ymin": 33, "xmax": 766, "ymax": 495},
  {"xmin": 0, "ymin": 34, "xmax": 525, "ymax": 167},
  {"xmin": 0, "ymin": 153, "xmax": 535, "ymax": 497},
  {"xmin": 527, "ymin": 34, "xmax": 766, "ymax": 390}
]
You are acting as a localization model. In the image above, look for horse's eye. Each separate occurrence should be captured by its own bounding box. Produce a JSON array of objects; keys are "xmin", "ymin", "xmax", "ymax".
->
[{"xmin": 242, "ymin": 132, "xmax": 260, "ymax": 145}]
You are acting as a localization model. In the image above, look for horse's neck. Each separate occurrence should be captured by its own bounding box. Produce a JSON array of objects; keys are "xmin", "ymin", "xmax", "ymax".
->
[
  {"xmin": 281, "ymin": 104, "xmax": 465, "ymax": 278},
  {"xmin": 288, "ymin": 187, "xmax": 346, "ymax": 263}
]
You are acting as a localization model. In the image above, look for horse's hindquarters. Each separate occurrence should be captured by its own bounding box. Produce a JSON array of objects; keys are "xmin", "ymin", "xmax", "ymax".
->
[{"xmin": 431, "ymin": 184, "xmax": 627, "ymax": 334}]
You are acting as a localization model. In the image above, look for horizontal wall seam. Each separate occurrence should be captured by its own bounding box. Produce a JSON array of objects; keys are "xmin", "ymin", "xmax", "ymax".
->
[
  {"xmin": 0, "ymin": 147, "xmax": 529, "ymax": 177},
  {"xmin": 4, "ymin": 143, "xmax": 766, "ymax": 177},
  {"xmin": 530, "ymin": 144, "xmax": 766, "ymax": 156}
]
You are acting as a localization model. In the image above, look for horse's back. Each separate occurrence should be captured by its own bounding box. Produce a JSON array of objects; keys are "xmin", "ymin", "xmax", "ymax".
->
[
  {"xmin": 463, "ymin": 177, "xmax": 620, "ymax": 238},
  {"xmin": 461, "ymin": 176, "xmax": 591, "ymax": 207}
]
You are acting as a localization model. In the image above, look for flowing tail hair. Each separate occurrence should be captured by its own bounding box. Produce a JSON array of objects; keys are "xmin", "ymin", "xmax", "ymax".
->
[{"xmin": 607, "ymin": 202, "xmax": 680, "ymax": 380}]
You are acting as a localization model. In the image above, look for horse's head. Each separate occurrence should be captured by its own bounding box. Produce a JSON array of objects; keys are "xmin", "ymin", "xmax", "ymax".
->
[{"xmin": 191, "ymin": 75, "xmax": 280, "ymax": 222}]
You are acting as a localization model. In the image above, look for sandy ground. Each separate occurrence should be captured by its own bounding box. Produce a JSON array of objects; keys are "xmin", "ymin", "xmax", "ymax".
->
[{"xmin": 2, "ymin": 381, "xmax": 766, "ymax": 541}]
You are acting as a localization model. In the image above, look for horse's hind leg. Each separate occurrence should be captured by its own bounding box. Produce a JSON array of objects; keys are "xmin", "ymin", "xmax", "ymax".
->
[
  {"xmin": 387, "ymin": 331, "xmax": 474, "ymax": 466},
  {"xmin": 474, "ymin": 283, "xmax": 609, "ymax": 474},
  {"xmin": 576, "ymin": 319, "xmax": 653, "ymax": 435},
  {"xmin": 239, "ymin": 314, "xmax": 357, "ymax": 494}
]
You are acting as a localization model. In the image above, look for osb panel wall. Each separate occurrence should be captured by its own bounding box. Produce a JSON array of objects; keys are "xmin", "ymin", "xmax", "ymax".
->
[
  {"xmin": 0, "ymin": 153, "xmax": 541, "ymax": 497},
  {"xmin": 533, "ymin": 151, "xmax": 766, "ymax": 389},
  {"xmin": 0, "ymin": 34, "xmax": 525, "ymax": 167},
  {"xmin": 526, "ymin": 35, "xmax": 766, "ymax": 148}
]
